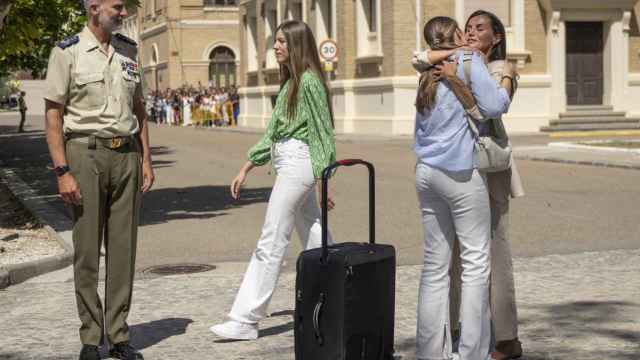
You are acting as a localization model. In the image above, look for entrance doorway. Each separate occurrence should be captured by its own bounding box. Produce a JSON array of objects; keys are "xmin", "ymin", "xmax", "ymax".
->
[
  {"xmin": 209, "ymin": 46, "xmax": 236, "ymax": 88},
  {"xmin": 565, "ymin": 22, "xmax": 604, "ymax": 105}
]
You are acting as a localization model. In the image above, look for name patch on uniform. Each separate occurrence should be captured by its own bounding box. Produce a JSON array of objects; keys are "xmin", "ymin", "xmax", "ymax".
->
[{"xmin": 121, "ymin": 61, "xmax": 140, "ymax": 81}]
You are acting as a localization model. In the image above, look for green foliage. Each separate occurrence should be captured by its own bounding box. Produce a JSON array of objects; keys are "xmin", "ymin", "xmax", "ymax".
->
[
  {"xmin": 0, "ymin": 77, "xmax": 14, "ymax": 98},
  {"xmin": 0, "ymin": 0, "xmax": 85, "ymax": 78},
  {"xmin": 0, "ymin": 0, "xmax": 141, "ymax": 79}
]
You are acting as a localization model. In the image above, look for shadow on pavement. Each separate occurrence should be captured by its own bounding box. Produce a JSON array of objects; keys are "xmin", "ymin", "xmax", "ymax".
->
[
  {"xmin": 270, "ymin": 309, "xmax": 294, "ymax": 317},
  {"xmin": 0, "ymin": 123, "xmax": 20, "ymax": 134},
  {"xmin": 150, "ymin": 160, "xmax": 176, "ymax": 169},
  {"xmin": 393, "ymin": 301, "xmax": 640, "ymax": 359},
  {"xmin": 0, "ymin": 125, "xmax": 270, "ymax": 228},
  {"xmin": 392, "ymin": 337, "xmax": 416, "ymax": 356},
  {"xmin": 141, "ymin": 186, "xmax": 271, "ymax": 226},
  {"xmin": 150, "ymin": 145, "xmax": 174, "ymax": 156},
  {"xmin": 129, "ymin": 317, "xmax": 194, "ymax": 350},
  {"xmin": 519, "ymin": 300, "xmax": 640, "ymax": 359},
  {"xmin": 259, "ymin": 321, "xmax": 294, "ymax": 338}
]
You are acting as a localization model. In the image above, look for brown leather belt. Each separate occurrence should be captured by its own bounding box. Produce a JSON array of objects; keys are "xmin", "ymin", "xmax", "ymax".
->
[{"xmin": 66, "ymin": 133, "xmax": 134, "ymax": 149}]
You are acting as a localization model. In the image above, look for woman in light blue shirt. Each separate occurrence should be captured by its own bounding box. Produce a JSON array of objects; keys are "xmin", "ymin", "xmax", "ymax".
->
[{"xmin": 413, "ymin": 17, "xmax": 511, "ymax": 360}]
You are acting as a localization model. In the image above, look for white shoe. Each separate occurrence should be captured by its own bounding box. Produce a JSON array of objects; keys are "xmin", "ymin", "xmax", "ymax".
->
[{"xmin": 210, "ymin": 320, "xmax": 259, "ymax": 340}]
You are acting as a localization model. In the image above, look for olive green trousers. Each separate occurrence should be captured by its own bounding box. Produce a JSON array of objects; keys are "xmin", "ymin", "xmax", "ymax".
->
[{"xmin": 65, "ymin": 138, "xmax": 142, "ymax": 346}]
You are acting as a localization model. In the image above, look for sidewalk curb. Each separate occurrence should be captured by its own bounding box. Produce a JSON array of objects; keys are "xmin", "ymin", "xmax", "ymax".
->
[
  {"xmin": 514, "ymin": 153, "xmax": 640, "ymax": 171},
  {"xmin": 0, "ymin": 162, "xmax": 73, "ymax": 289},
  {"xmin": 548, "ymin": 141, "xmax": 640, "ymax": 154}
]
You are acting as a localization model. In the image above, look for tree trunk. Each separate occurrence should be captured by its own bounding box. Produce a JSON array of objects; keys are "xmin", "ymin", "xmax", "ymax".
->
[{"xmin": 0, "ymin": 1, "xmax": 13, "ymax": 32}]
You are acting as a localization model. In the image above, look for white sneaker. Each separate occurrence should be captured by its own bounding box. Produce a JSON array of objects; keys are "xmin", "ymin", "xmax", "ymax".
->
[{"xmin": 210, "ymin": 320, "xmax": 259, "ymax": 340}]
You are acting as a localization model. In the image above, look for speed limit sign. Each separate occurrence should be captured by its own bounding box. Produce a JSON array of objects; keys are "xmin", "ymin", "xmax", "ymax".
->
[{"xmin": 319, "ymin": 39, "xmax": 338, "ymax": 61}]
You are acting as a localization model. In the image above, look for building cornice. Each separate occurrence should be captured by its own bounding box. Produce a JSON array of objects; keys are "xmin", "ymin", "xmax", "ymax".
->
[
  {"xmin": 182, "ymin": 61, "xmax": 210, "ymax": 67},
  {"xmin": 179, "ymin": 19, "xmax": 240, "ymax": 27},
  {"xmin": 142, "ymin": 61, "xmax": 169, "ymax": 70},
  {"xmin": 204, "ymin": 7, "xmax": 239, "ymax": 12},
  {"xmin": 537, "ymin": 0, "xmax": 639, "ymax": 12},
  {"xmin": 140, "ymin": 22, "xmax": 167, "ymax": 40},
  {"xmin": 507, "ymin": 50, "xmax": 532, "ymax": 70}
]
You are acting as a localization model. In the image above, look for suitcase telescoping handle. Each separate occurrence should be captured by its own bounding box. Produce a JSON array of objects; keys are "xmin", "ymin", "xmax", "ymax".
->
[{"xmin": 321, "ymin": 159, "xmax": 375, "ymax": 263}]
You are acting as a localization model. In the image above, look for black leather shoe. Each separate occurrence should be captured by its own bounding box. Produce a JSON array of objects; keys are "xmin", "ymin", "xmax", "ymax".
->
[
  {"xmin": 491, "ymin": 338, "xmax": 523, "ymax": 359},
  {"xmin": 109, "ymin": 342, "xmax": 143, "ymax": 360},
  {"xmin": 79, "ymin": 345, "xmax": 101, "ymax": 360}
]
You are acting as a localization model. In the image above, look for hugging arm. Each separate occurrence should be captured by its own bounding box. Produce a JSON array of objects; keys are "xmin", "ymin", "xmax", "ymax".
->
[
  {"xmin": 414, "ymin": 49, "xmax": 485, "ymax": 121},
  {"xmin": 435, "ymin": 55, "xmax": 484, "ymax": 121},
  {"xmin": 467, "ymin": 52, "xmax": 511, "ymax": 119}
]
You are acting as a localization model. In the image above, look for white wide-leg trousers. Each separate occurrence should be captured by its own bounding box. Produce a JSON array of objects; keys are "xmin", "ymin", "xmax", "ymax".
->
[
  {"xmin": 229, "ymin": 138, "xmax": 333, "ymax": 324},
  {"xmin": 415, "ymin": 163, "xmax": 492, "ymax": 360}
]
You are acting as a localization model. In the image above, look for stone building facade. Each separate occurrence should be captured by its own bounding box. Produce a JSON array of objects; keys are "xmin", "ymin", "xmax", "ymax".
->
[
  {"xmin": 237, "ymin": 0, "xmax": 640, "ymax": 134},
  {"xmin": 136, "ymin": 0, "xmax": 241, "ymax": 93}
]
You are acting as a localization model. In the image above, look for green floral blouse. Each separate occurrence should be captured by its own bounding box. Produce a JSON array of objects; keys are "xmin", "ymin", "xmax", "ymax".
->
[{"xmin": 247, "ymin": 70, "xmax": 336, "ymax": 179}]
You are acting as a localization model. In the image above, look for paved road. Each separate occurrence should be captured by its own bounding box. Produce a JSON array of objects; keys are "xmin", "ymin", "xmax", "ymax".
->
[
  {"xmin": 1, "ymin": 114, "xmax": 639, "ymax": 272},
  {"xmin": 1, "ymin": 248, "xmax": 638, "ymax": 360}
]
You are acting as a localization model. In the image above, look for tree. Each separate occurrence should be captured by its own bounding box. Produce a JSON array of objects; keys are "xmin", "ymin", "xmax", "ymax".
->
[
  {"xmin": 0, "ymin": 1, "xmax": 12, "ymax": 31},
  {"xmin": 0, "ymin": 0, "xmax": 140, "ymax": 78}
]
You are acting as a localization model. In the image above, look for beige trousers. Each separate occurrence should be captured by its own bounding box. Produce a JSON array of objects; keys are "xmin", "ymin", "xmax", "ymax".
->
[{"xmin": 450, "ymin": 168, "xmax": 519, "ymax": 342}]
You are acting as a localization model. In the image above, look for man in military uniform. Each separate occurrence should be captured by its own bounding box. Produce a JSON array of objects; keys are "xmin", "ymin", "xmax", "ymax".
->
[
  {"xmin": 44, "ymin": 1, "xmax": 154, "ymax": 359},
  {"xmin": 17, "ymin": 91, "xmax": 27, "ymax": 132}
]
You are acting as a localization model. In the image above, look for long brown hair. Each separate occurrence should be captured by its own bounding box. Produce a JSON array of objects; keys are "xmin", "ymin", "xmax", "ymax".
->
[
  {"xmin": 275, "ymin": 20, "xmax": 334, "ymax": 126},
  {"xmin": 415, "ymin": 16, "xmax": 460, "ymax": 114},
  {"xmin": 465, "ymin": 10, "xmax": 506, "ymax": 62}
]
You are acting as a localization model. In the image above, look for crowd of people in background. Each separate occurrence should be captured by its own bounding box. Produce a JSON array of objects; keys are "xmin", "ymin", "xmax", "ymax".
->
[{"xmin": 147, "ymin": 84, "xmax": 240, "ymax": 128}]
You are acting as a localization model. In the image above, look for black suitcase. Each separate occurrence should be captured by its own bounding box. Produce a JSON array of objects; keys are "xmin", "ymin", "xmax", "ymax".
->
[{"xmin": 294, "ymin": 159, "xmax": 396, "ymax": 360}]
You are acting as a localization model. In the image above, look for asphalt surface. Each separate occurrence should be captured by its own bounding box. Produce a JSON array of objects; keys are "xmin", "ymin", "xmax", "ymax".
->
[{"xmin": 1, "ymin": 113, "xmax": 639, "ymax": 272}]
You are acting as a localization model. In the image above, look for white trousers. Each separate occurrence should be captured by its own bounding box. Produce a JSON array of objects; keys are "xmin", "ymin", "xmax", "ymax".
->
[
  {"xmin": 229, "ymin": 138, "xmax": 333, "ymax": 324},
  {"xmin": 415, "ymin": 163, "xmax": 491, "ymax": 360}
]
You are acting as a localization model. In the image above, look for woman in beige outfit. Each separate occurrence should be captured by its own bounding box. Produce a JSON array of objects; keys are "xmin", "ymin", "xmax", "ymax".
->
[
  {"xmin": 413, "ymin": 9, "xmax": 525, "ymax": 360},
  {"xmin": 455, "ymin": 10, "xmax": 524, "ymax": 360}
]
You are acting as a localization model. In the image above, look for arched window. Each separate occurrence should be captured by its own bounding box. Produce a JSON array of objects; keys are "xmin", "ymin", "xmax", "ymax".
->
[{"xmin": 209, "ymin": 46, "xmax": 236, "ymax": 88}]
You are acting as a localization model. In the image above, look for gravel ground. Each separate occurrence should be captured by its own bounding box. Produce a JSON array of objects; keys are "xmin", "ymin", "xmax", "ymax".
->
[{"xmin": 0, "ymin": 181, "xmax": 63, "ymax": 267}]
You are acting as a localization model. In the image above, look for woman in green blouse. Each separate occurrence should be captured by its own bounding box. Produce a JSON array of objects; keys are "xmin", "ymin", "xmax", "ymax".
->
[{"xmin": 210, "ymin": 20, "xmax": 336, "ymax": 341}]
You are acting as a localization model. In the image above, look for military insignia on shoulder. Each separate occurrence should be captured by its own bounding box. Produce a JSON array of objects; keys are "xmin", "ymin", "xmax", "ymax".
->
[
  {"xmin": 115, "ymin": 33, "xmax": 137, "ymax": 47},
  {"xmin": 57, "ymin": 35, "xmax": 79, "ymax": 49}
]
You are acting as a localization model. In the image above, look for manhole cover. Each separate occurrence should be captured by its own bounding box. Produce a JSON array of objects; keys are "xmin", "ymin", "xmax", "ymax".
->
[{"xmin": 142, "ymin": 263, "xmax": 216, "ymax": 276}]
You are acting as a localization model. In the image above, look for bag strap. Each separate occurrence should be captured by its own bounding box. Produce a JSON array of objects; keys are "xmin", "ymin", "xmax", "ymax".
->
[
  {"xmin": 466, "ymin": 110, "xmax": 481, "ymax": 138},
  {"xmin": 461, "ymin": 50, "xmax": 473, "ymax": 86},
  {"xmin": 460, "ymin": 51, "xmax": 480, "ymax": 138}
]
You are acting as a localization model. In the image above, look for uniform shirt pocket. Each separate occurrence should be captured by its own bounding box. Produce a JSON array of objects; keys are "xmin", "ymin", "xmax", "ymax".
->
[
  {"xmin": 122, "ymin": 73, "xmax": 139, "ymax": 94},
  {"xmin": 120, "ymin": 73, "xmax": 140, "ymax": 111},
  {"xmin": 74, "ymin": 72, "xmax": 106, "ymax": 109}
]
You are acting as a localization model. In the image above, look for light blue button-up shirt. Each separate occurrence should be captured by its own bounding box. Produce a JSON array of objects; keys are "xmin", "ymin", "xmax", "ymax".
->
[{"xmin": 414, "ymin": 51, "xmax": 511, "ymax": 172}]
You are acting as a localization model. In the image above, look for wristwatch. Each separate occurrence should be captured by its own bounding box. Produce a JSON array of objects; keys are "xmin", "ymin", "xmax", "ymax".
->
[{"xmin": 53, "ymin": 165, "xmax": 70, "ymax": 177}]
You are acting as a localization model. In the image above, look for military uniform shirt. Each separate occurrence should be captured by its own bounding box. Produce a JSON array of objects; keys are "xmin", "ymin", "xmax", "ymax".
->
[{"xmin": 45, "ymin": 26, "xmax": 143, "ymax": 137}]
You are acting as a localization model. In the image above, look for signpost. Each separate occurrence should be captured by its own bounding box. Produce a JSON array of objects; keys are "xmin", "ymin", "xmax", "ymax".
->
[{"xmin": 319, "ymin": 39, "xmax": 338, "ymax": 73}]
